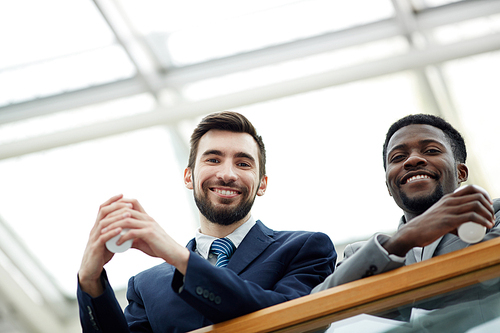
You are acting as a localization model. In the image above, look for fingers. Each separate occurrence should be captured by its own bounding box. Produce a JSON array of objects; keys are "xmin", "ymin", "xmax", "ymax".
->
[
  {"xmin": 94, "ymin": 194, "xmax": 127, "ymax": 223},
  {"xmin": 117, "ymin": 198, "xmax": 147, "ymax": 213},
  {"xmin": 95, "ymin": 196, "xmax": 147, "ymax": 226},
  {"xmin": 99, "ymin": 210, "xmax": 151, "ymax": 245},
  {"xmin": 100, "ymin": 210, "xmax": 132, "ymax": 232},
  {"xmin": 454, "ymin": 184, "xmax": 493, "ymax": 204},
  {"xmin": 451, "ymin": 185, "xmax": 495, "ymax": 227},
  {"xmin": 459, "ymin": 199, "xmax": 494, "ymax": 224}
]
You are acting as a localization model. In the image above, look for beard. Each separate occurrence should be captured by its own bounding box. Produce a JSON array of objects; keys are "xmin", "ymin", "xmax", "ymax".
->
[
  {"xmin": 193, "ymin": 178, "xmax": 257, "ymax": 226},
  {"xmin": 400, "ymin": 183, "xmax": 444, "ymax": 214}
]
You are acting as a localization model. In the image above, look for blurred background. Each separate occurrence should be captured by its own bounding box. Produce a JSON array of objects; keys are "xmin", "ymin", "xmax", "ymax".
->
[{"xmin": 0, "ymin": 0, "xmax": 499, "ymax": 331}]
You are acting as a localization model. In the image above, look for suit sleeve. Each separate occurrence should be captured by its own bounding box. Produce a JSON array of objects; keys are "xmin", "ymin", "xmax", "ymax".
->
[
  {"xmin": 77, "ymin": 271, "xmax": 131, "ymax": 333},
  {"xmin": 312, "ymin": 234, "xmax": 405, "ymax": 293},
  {"xmin": 312, "ymin": 199, "xmax": 500, "ymax": 294},
  {"xmin": 174, "ymin": 232, "xmax": 335, "ymax": 323}
]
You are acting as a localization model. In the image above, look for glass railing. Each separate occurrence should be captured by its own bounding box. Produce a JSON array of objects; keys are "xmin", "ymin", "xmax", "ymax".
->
[{"xmin": 190, "ymin": 237, "xmax": 500, "ymax": 333}]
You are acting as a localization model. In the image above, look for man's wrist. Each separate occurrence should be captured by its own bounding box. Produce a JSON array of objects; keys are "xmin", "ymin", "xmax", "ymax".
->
[
  {"xmin": 382, "ymin": 233, "xmax": 412, "ymax": 257},
  {"xmin": 172, "ymin": 248, "xmax": 190, "ymax": 276},
  {"xmin": 78, "ymin": 272, "xmax": 104, "ymax": 298}
]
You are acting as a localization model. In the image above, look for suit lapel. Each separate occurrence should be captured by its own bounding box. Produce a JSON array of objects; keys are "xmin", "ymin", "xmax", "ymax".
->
[
  {"xmin": 186, "ymin": 238, "xmax": 196, "ymax": 251},
  {"xmin": 227, "ymin": 220, "xmax": 274, "ymax": 275},
  {"xmin": 422, "ymin": 236, "xmax": 443, "ymax": 261},
  {"xmin": 406, "ymin": 247, "xmax": 422, "ymax": 265}
]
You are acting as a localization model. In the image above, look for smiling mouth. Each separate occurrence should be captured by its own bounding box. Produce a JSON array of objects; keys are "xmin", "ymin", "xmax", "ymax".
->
[
  {"xmin": 403, "ymin": 174, "xmax": 433, "ymax": 184},
  {"xmin": 211, "ymin": 188, "xmax": 241, "ymax": 196}
]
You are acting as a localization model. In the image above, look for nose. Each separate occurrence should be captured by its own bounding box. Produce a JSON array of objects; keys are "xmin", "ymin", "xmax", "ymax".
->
[
  {"xmin": 403, "ymin": 153, "xmax": 427, "ymax": 169},
  {"xmin": 216, "ymin": 162, "xmax": 238, "ymax": 183}
]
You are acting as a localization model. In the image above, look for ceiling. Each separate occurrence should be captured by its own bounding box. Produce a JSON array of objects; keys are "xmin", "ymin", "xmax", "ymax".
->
[{"xmin": 1, "ymin": 0, "xmax": 500, "ymax": 332}]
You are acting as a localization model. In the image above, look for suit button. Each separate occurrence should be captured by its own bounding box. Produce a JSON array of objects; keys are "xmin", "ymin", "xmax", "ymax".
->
[
  {"xmin": 214, "ymin": 296, "xmax": 222, "ymax": 304},
  {"xmin": 203, "ymin": 290, "xmax": 210, "ymax": 298},
  {"xmin": 209, "ymin": 292, "xmax": 215, "ymax": 301},
  {"xmin": 196, "ymin": 286, "xmax": 203, "ymax": 295},
  {"xmin": 369, "ymin": 265, "xmax": 377, "ymax": 272}
]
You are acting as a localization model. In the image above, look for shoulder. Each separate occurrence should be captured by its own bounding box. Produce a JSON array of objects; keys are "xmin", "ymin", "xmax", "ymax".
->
[
  {"xmin": 255, "ymin": 220, "xmax": 333, "ymax": 251},
  {"xmin": 266, "ymin": 226, "xmax": 332, "ymax": 246},
  {"xmin": 275, "ymin": 229, "xmax": 331, "ymax": 243}
]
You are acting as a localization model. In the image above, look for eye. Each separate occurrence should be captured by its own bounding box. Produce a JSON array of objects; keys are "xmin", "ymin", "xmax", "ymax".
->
[
  {"xmin": 206, "ymin": 158, "xmax": 219, "ymax": 163},
  {"xmin": 237, "ymin": 162, "xmax": 251, "ymax": 167},
  {"xmin": 425, "ymin": 148, "xmax": 441, "ymax": 154},
  {"xmin": 390, "ymin": 154, "xmax": 405, "ymax": 163}
]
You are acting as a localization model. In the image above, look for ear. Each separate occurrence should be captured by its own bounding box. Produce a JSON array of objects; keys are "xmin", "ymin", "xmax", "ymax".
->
[
  {"xmin": 256, "ymin": 176, "xmax": 268, "ymax": 196},
  {"xmin": 457, "ymin": 163, "xmax": 468, "ymax": 184},
  {"xmin": 385, "ymin": 181, "xmax": 393, "ymax": 197},
  {"xmin": 184, "ymin": 168, "xmax": 194, "ymax": 190}
]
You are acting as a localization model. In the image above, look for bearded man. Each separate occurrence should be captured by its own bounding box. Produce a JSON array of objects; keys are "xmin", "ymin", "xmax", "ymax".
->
[
  {"xmin": 313, "ymin": 114, "xmax": 500, "ymax": 291},
  {"xmin": 77, "ymin": 111, "xmax": 336, "ymax": 333}
]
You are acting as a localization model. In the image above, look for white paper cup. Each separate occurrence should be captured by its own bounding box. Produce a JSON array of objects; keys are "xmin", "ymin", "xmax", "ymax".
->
[
  {"xmin": 458, "ymin": 222, "xmax": 486, "ymax": 243},
  {"xmin": 106, "ymin": 229, "xmax": 133, "ymax": 253}
]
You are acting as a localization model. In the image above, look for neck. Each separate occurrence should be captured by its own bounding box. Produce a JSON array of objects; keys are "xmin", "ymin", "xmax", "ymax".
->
[
  {"xmin": 199, "ymin": 213, "xmax": 251, "ymax": 238},
  {"xmin": 403, "ymin": 211, "xmax": 418, "ymax": 223}
]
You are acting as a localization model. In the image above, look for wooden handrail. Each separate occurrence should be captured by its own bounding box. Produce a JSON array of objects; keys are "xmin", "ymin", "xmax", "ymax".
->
[{"xmin": 191, "ymin": 237, "xmax": 500, "ymax": 333}]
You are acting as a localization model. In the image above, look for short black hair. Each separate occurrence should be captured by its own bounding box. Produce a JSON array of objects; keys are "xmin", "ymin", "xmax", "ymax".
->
[{"xmin": 382, "ymin": 114, "xmax": 467, "ymax": 170}]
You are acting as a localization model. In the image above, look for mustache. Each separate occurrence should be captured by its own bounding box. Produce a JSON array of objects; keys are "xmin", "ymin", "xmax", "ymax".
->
[{"xmin": 204, "ymin": 179, "xmax": 245, "ymax": 192}]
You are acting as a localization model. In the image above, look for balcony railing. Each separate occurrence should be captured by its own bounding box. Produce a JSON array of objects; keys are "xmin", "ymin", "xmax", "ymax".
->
[{"xmin": 190, "ymin": 237, "xmax": 500, "ymax": 332}]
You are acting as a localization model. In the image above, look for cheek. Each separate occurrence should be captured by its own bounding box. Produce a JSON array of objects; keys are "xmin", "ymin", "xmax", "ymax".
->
[{"xmin": 386, "ymin": 168, "xmax": 398, "ymax": 185}]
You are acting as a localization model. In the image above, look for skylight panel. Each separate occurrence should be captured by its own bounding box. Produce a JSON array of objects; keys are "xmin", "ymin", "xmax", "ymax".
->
[
  {"xmin": 182, "ymin": 37, "xmax": 408, "ymax": 101},
  {"xmin": 441, "ymin": 51, "xmax": 500, "ymax": 199},
  {"xmin": 118, "ymin": 0, "xmax": 394, "ymax": 67},
  {"xmin": 0, "ymin": 46, "xmax": 136, "ymax": 107},
  {"xmin": 428, "ymin": 14, "xmax": 500, "ymax": 45},
  {"xmin": 0, "ymin": 0, "xmax": 115, "ymax": 69}
]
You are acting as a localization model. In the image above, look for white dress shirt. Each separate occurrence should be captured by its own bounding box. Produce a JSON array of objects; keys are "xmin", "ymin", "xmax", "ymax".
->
[{"xmin": 195, "ymin": 216, "xmax": 256, "ymax": 265}]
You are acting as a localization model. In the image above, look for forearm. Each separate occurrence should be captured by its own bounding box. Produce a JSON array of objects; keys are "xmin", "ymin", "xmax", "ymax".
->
[{"xmin": 312, "ymin": 234, "xmax": 405, "ymax": 293}]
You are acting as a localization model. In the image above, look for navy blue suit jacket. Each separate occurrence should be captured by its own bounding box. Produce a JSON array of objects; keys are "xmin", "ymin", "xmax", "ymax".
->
[{"xmin": 77, "ymin": 220, "xmax": 336, "ymax": 332}]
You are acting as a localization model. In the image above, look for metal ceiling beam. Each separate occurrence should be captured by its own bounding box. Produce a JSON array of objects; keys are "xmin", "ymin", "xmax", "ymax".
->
[
  {"xmin": 1, "ymin": 30, "xmax": 499, "ymax": 161},
  {"xmin": 0, "ymin": 78, "xmax": 146, "ymax": 124},
  {"xmin": 1, "ymin": 0, "xmax": 499, "ymax": 126},
  {"xmin": 92, "ymin": 0, "xmax": 164, "ymax": 96}
]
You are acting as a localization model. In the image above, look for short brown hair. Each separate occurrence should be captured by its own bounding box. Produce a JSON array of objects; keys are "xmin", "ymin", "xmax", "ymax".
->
[{"xmin": 187, "ymin": 111, "xmax": 266, "ymax": 179}]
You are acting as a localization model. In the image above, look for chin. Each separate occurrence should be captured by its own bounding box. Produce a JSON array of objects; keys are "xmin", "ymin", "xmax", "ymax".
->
[{"xmin": 400, "ymin": 186, "xmax": 444, "ymax": 213}]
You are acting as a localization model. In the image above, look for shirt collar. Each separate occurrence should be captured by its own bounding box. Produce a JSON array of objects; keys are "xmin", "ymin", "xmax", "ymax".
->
[{"xmin": 195, "ymin": 216, "xmax": 256, "ymax": 259}]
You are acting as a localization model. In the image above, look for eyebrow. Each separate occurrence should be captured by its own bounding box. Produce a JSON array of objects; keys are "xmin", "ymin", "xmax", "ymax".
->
[
  {"xmin": 201, "ymin": 150, "xmax": 256, "ymax": 162},
  {"xmin": 202, "ymin": 149, "xmax": 224, "ymax": 157},
  {"xmin": 388, "ymin": 139, "xmax": 445, "ymax": 156}
]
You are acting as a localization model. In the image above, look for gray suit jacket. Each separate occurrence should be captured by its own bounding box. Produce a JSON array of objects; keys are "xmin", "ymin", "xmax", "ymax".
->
[{"xmin": 312, "ymin": 199, "xmax": 500, "ymax": 293}]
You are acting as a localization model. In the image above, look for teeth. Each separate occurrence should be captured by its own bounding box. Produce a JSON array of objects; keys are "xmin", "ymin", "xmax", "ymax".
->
[
  {"xmin": 214, "ymin": 189, "xmax": 238, "ymax": 195},
  {"xmin": 406, "ymin": 175, "xmax": 430, "ymax": 184}
]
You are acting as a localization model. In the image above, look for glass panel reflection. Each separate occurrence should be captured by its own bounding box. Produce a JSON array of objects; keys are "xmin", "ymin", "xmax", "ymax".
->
[{"xmin": 322, "ymin": 275, "xmax": 500, "ymax": 333}]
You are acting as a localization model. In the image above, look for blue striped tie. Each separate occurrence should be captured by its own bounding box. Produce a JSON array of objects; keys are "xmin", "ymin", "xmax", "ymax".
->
[{"xmin": 210, "ymin": 238, "xmax": 236, "ymax": 268}]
